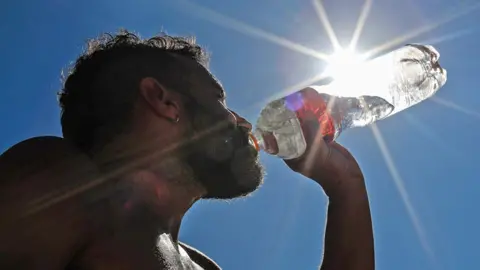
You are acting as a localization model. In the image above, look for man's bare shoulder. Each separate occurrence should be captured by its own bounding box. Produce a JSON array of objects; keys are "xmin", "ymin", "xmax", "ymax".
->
[
  {"xmin": 0, "ymin": 136, "xmax": 101, "ymax": 216},
  {"xmin": 0, "ymin": 136, "xmax": 99, "ymax": 269}
]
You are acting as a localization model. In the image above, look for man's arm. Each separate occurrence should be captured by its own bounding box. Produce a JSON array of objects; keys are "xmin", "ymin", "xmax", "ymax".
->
[
  {"xmin": 0, "ymin": 137, "xmax": 97, "ymax": 269},
  {"xmin": 286, "ymin": 122, "xmax": 375, "ymax": 270},
  {"xmin": 321, "ymin": 176, "xmax": 374, "ymax": 270}
]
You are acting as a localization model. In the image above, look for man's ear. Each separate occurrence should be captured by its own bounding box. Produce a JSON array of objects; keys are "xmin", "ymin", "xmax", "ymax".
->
[{"xmin": 139, "ymin": 77, "xmax": 180, "ymax": 122}]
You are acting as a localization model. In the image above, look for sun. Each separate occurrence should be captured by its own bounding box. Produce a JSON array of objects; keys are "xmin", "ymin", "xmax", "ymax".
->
[
  {"xmin": 324, "ymin": 47, "xmax": 366, "ymax": 82},
  {"xmin": 320, "ymin": 47, "xmax": 371, "ymax": 97}
]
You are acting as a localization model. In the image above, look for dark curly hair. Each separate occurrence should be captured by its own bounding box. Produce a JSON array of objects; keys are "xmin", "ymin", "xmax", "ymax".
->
[{"xmin": 58, "ymin": 30, "xmax": 210, "ymax": 154}]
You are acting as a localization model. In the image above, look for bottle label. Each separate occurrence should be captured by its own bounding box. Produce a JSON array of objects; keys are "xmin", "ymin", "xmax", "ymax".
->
[{"xmin": 285, "ymin": 88, "xmax": 338, "ymax": 143}]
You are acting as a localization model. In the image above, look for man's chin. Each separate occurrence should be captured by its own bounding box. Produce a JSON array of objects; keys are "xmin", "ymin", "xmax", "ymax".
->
[
  {"xmin": 203, "ymin": 178, "xmax": 263, "ymax": 199},
  {"xmin": 203, "ymin": 168, "xmax": 264, "ymax": 199},
  {"xmin": 203, "ymin": 148, "xmax": 264, "ymax": 199}
]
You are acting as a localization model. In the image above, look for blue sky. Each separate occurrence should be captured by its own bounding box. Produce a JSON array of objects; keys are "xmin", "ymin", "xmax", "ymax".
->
[{"xmin": 2, "ymin": 0, "xmax": 480, "ymax": 269}]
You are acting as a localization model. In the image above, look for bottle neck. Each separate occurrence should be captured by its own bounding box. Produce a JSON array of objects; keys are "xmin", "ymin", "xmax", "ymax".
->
[
  {"xmin": 249, "ymin": 131, "xmax": 262, "ymax": 152},
  {"xmin": 249, "ymin": 130, "xmax": 279, "ymax": 155}
]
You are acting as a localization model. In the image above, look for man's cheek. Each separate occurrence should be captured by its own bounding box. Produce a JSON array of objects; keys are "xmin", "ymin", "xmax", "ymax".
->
[
  {"xmin": 203, "ymin": 136, "xmax": 235, "ymax": 162},
  {"xmin": 190, "ymin": 123, "xmax": 238, "ymax": 162},
  {"xmin": 191, "ymin": 112, "xmax": 220, "ymax": 132}
]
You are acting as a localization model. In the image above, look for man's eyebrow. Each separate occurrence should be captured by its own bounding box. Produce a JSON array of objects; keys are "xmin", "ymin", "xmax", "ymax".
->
[
  {"xmin": 210, "ymin": 76, "xmax": 226, "ymax": 98},
  {"xmin": 219, "ymin": 89, "xmax": 226, "ymax": 98}
]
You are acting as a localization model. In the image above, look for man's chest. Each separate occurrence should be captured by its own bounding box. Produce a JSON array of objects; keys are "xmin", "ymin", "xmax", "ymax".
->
[{"xmin": 73, "ymin": 237, "xmax": 204, "ymax": 270}]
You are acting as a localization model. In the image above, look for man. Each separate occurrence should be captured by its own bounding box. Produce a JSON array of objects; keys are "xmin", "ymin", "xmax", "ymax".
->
[{"xmin": 0, "ymin": 30, "xmax": 374, "ymax": 269}]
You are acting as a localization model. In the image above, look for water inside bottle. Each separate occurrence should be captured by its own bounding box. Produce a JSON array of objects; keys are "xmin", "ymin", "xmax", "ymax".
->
[
  {"xmin": 315, "ymin": 44, "xmax": 446, "ymax": 116},
  {"xmin": 253, "ymin": 99, "xmax": 306, "ymax": 159},
  {"xmin": 252, "ymin": 44, "xmax": 447, "ymax": 160},
  {"xmin": 253, "ymin": 89, "xmax": 394, "ymax": 159}
]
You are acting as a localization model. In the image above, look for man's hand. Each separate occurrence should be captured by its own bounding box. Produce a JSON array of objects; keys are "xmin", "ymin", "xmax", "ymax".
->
[
  {"xmin": 284, "ymin": 116, "xmax": 375, "ymax": 270},
  {"xmin": 285, "ymin": 135, "xmax": 364, "ymax": 198}
]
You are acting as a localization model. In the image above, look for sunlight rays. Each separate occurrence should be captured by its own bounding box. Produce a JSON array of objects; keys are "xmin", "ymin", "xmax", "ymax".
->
[
  {"xmin": 172, "ymin": 4, "xmax": 470, "ymax": 263},
  {"xmin": 21, "ymin": 120, "xmax": 237, "ymax": 217},
  {"xmin": 262, "ymin": 73, "xmax": 331, "ymax": 105},
  {"xmin": 364, "ymin": 2, "xmax": 480, "ymax": 59},
  {"xmin": 21, "ymin": 4, "xmax": 479, "ymax": 263},
  {"xmin": 248, "ymin": 73, "xmax": 332, "ymax": 114},
  {"xmin": 349, "ymin": 0, "xmax": 373, "ymax": 50},
  {"xmin": 171, "ymin": 0, "xmax": 479, "ymax": 264},
  {"xmin": 403, "ymin": 113, "xmax": 461, "ymax": 157},
  {"xmin": 370, "ymin": 124, "xmax": 435, "ymax": 260},
  {"xmin": 312, "ymin": 0, "xmax": 341, "ymax": 51},
  {"xmin": 176, "ymin": 0, "xmax": 329, "ymax": 61},
  {"xmin": 430, "ymin": 96, "xmax": 480, "ymax": 119},
  {"xmin": 417, "ymin": 28, "xmax": 475, "ymax": 46}
]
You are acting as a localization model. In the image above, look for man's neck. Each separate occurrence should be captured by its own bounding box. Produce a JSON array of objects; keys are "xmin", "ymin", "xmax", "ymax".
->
[
  {"xmin": 91, "ymin": 134, "xmax": 206, "ymax": 242},
  {"xmin": 116, "ymin": 200, "xmax": 187, "ymax": 244},
  {"xmin": 115, "ymin": 170, "xmax": 204, "ymax": 242}
]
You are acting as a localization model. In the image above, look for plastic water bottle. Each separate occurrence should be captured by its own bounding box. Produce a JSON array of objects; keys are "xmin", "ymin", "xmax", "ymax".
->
[{"xmin": 249, "ymin": 44, "xmax": 447, "ymax": 160}]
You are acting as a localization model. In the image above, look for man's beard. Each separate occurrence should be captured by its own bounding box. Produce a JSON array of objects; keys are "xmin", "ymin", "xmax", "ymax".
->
[{"xmin": 180, "ymin": 120, "xmax": 265, "ymax": 199}]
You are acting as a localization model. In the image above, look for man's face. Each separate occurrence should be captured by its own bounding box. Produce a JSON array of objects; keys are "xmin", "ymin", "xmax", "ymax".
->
[{"xmin": 176, "ymin": 65, "xmax": 264, "ymax": 199}]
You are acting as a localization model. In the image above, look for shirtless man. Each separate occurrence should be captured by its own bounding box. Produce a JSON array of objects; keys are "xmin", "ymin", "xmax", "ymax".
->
[{"xmin": 0, "ymin": 30, "xmax": 374, "ymax": 269}]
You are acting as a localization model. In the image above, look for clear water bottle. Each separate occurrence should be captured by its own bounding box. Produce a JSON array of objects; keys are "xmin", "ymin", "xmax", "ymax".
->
[{"xmin": 249, "ymin": 44, "xmax": 447, "ymax": 160}]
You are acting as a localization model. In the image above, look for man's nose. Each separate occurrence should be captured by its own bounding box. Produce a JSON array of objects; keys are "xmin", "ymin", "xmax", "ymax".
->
[{"xmin": 230, "ymin": 110, "xmax": 252, "ymax": 131}]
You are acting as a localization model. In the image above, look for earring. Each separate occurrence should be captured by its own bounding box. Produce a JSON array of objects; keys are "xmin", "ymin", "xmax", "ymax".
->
[{"xmin": 171, "ymin": 116, "xmax": 180, "ymax": 123}]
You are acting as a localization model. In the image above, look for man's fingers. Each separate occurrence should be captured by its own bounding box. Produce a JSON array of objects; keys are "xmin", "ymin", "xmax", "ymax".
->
[{"xmin": 286, "ymin": 119, "xmax": 356, "ymax": 178}]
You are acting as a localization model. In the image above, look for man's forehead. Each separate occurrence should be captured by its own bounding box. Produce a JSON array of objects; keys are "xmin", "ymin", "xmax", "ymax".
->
[
  {"xmin": 210, "ymin": 74, "xmax": 225, "ymax": 94},
  {"xmin": 191, "ymin": 63, "xmax": 225, "ymax": 95},
  {"xmin": 173, "ymin": 53, "xmax": 226, "ymax": 98}
]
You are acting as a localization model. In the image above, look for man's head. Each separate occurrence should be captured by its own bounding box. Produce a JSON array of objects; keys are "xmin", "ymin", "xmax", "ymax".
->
[{"xmin": 58, "ymin": 30, "xmax": 264, "ymax": 200}]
